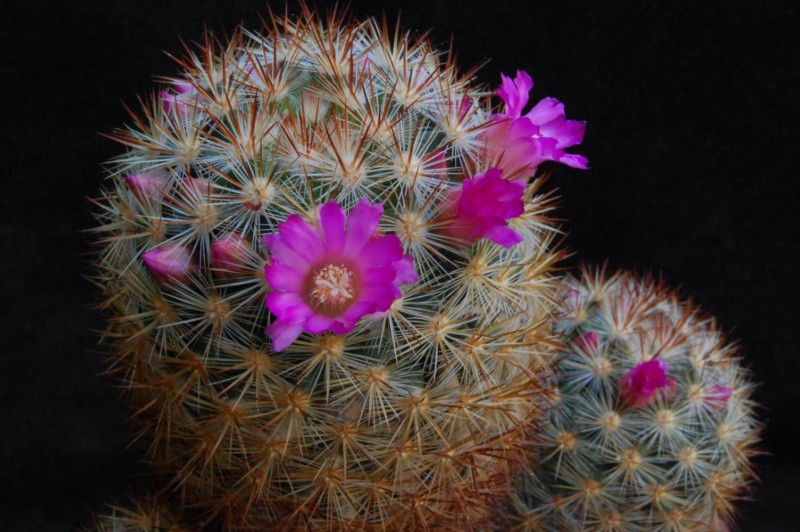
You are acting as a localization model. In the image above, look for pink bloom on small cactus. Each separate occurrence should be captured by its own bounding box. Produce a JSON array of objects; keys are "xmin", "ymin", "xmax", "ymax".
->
[
  {"xmin": 125, "ymin": 171, "xmax": 169, "ymax": 199},
  {"xmin": 211, "ymin": 233, "xmax": 252, "ymax": 276},
  {"xmin": 574, "ymin": 331, "xmax": 600, "ymax": 352},
  {"xmin": 619, "ymin": 359, "xmax": 674, "ymax": 408},
  {"xmin": 142, "ymin": 243, "xmax": 192, "ymax": 284},
  {"xmin": 263, "ymin": 199, "xmax": 418, "ymax": 351},
  {"xmin": 442, "ymin": 168, "xmax": 526, "ymax": 248},
  {"xmin": 481, "ymin": 70, "xmax": 588, "ymax": 177},
  {"xmin": 161, "ymin": 81, "xmax": 198, "ymax": 116},
  {"xmin": 706, "ymin": 385, "xmax": 733, "ymax": 411}
]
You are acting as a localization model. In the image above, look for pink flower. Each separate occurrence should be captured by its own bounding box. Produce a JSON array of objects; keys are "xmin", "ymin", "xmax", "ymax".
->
[
  {"xmin": 161, "ymin": 81, "xmax": 198, "ymax": 116},
  {"xmin": 618, "ymin": 359, "xmax": 675, "ymax": 408},
  {"xmin": 706, "ymin": 385, "xmax": 733, "ymax": 411},
  {"xmin": 263, "ymin": 199, "xmax": 418, "ymax": 351},
  {"xmin": 142, "ymin": 243, "xmax": 193, "ymax": 284},
  {"xmin": 211, "ymin": 233, "xmax": 251, "ymax": 276},
  {"xmin": 125, "ymin": 170, "xmax": 169, "ymax": 199},
  {"xmin": 481, "ymin": 70, "xmax": 588, "ymax": 177},
  {"xmin": 441, "ymin": 168, "xmax": 526, "ymax": 248}
]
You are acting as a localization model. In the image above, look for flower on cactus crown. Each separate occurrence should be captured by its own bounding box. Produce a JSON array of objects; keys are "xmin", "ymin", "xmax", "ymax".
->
[
  {"xmin": 442, "ymin": 168, "xmax": 526, "ymax": 248},
  {"xmin": 618, "ymin": 359, "xmax": 675, "ymax": 408},
  {"xmin": 263, "ymin": 199, "xmax": 418, "ymax": 351},
  {"xmin": 481, "ymin": 70, "xmax": 588, "ymax": 177},
  {"xmin": 141, "ymin": 243, "xmax": 192, "ymax": 284}
]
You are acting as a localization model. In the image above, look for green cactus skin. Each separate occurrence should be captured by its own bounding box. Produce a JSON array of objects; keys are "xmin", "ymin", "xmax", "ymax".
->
[
  {"xmin": 92, "ymin": 7, "xmax": 562, "ymax": 530},
  {"xmin": 506, "ymin": 268, "xmax": 761, "ymax": 531}
]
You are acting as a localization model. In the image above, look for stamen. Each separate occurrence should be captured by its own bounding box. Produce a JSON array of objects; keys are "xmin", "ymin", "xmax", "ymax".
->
[{"xmin": 310, "ymin": 264, "xmax": 355, "ymax": 308}]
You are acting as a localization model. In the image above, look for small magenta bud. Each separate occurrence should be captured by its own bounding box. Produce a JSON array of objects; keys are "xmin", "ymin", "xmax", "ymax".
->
[
  {"xmin": 162, "ymin": 81, "xmax": 197, "ymax": 116},
  {"xmin": 211, "ymin": 233, "xmax": 251, "ymax": 276},
  {"xmin": 142, "ymin": 243, "xmax": 192, "ymax": 284},
  {"xmin": 574, "ymin": 331, "xmax": 600, "ymax": 352},
  {"xmin": 706, "ymin": 385, "xmax": 733, "ymax": 411},
  {"xmin": 124, "ymin": 170, "xmax": 169, "ymax": 199},
  {"xmin": 619, "ymin": 359, "xmax": 675, "ymax": 408}
]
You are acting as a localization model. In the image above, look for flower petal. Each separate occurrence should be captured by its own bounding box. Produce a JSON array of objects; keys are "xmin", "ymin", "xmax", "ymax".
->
[
  {"xmin": 265, "ymin": 261, "xmax": 304, "ymax": 291},
  {"xmin": 497, "ymin": 70, "xmax": 533, "ymax": 116},
  {"xmin": 267, "ymin": 321, "xmax": 306, "ymax": 351},
  {"xmin": 319, "ymin": 201, "xmax": 346, "ymax": 254},
  {"xmin": 345, "ymin": 198, "xmax": 383, "ymax": 254}
]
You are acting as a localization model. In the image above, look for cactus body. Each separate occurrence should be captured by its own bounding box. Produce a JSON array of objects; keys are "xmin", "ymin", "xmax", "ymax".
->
[
  {"xmin": 92, "ymin": 9, "xmax": 572, "ymax": 529},
  {"xmin": 508, "ymin": 269, "xmax": 760, "ymax": 531}
]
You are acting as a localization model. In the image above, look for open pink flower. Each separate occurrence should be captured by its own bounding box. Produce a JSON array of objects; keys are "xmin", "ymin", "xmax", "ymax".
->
[
  {"xmin": 441, "ymin": 168, "xmax": 526, "ymax": 248},
  {"xmin": 142, "ymin": 243, "xmax": 192, "ymax": 284},
  {"xmin": 619, "ymin": 359, "xmax": 675, "ymax": 408},
  {"xmin": 481, "ymin": 70, "xmax": 588, "ymax": 177},
  {"xmin": 263, "ymin": 199, "xmax": 418, "ymax": 351}
]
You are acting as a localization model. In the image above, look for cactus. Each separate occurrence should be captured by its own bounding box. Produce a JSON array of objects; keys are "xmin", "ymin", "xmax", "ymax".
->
[
  {"xmin": 91, "ymin": 6, "xmax": 588, "ymax": 529},
  {"xmin": 507, "ymin": 268, "xmax": 760, "ymax": 531},
  {"xmin": 88, "ymin": 493, "xmax": 188, "ymax": 532}
]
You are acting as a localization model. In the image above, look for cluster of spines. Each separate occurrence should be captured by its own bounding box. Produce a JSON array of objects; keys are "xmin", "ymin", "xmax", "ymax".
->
[
  {"xmin": 506, "ymin": 268, "xmax": 760, "ymax": 531},
  {"xmin": 92, "ymin": 6, "xmax": 561, "ymax": 529},
  {"xmin": 88, "ymin": 493, "xmax": 188, "ymax": 532}
]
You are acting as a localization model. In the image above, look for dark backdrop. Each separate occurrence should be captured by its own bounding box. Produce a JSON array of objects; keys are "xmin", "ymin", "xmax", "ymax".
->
[{"xmin": 1, "ymin": 0, "xmax": 797, "ymax": 529}]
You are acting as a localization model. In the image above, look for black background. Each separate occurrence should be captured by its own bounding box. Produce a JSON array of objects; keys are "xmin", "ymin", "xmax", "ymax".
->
[{"xmin": 1, "ymin": 0, "xmax": 797, "ymax": 529}]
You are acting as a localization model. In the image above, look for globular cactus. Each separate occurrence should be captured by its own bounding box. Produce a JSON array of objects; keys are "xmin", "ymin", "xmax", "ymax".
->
[
  {"xmin": 92, "ymin": 6, "xmax": 588, "ymax": 529},
  {"xmin": 507, "ymin": 268, "xmax": 760, "ymax": 531}
]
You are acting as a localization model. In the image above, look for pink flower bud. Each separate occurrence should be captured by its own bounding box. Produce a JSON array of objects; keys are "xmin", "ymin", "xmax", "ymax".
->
[
  {"xmin": 182, "ymin": 177, "xmax": 213, "ymax": 196},
  {"xmin": 162, "ymin": 81, "xmax": 198, "ymax": 116},
  {"xmin": 706, "ymin": 385, "xmax": 733, "ymax": 411},
  {"xmin": 619, "ymin": 359, "xmax": 675, "ymax": 408},
  {"xmin": 124, "ymin": 171, "xmax": 169, "ymax": 199},
  {"xmin": 142, "ymin": 244, "xmax": 193, "ymax": 284},
  {"xmin": 211, "ymin": 233, "xmax": 251, "ymax": 276},
  {"xmin": 574, "ymin": 331, "xmax": 600, "ymax": 352}
]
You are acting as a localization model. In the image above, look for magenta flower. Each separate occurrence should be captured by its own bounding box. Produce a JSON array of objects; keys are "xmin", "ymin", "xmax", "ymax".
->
[
  {"xmin": 142, "ymin": 243, "xmax": 192, "ymax": 284},
  {"xmin": 618, "ymin": 359, "xmax": 675, "ymax": 408},
  {"xmin": 211, "ymin": 233, "xmax": 251, "ymax": 277},
  {"xmin": 125, "ymin": 170, "xmax": 169, "ymax": 199},
  {"xmin": 263, "ymin": 199, "xmax": 418, "ymax": 351},
  {"xmin": 481, "ymin": 70, "xmax": 588, "ymax": 177},
  {"xmin": 441, "ymin": 168, "xmax": 526, "ymax": 248}
]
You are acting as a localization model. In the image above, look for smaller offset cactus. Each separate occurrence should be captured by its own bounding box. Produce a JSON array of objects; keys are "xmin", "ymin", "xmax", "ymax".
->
[
  {"xmin": 88, "ymin": 493, "xmax": 188, "ymax": 532},
  {"xmin": 508, "ymin": 268, "xmax": 760, "ymax": 531}
]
